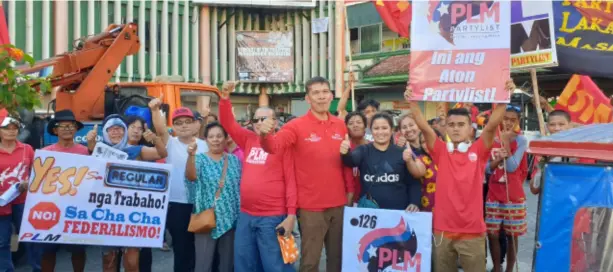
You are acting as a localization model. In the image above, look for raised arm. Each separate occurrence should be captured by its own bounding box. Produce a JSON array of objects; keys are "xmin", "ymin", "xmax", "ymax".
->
[
  {"xmin": 404, "ymin": 83, "xmax": 438, "ymax": 151},
  {"xmin": 258, "ymin": 119, "xmax": 297, "ymax": 155},
  {"xmin": 218, "ymin": 81, "xmax": 254, "ymax": 149},
  {"xmin": 481, "ymin": 79, "xmax": 515, "ymax": 149},
  {"xmin": 140, "ymin": 124, "xmax": 168, "ymax": 161},
  {"xmin": 337, "ymin": 72, "xmax": 354, "ymax": 120},
  {"xmin": 149, "ymin": 95, "xmax": 170, "ymax": 146},
  {"xmin": 403, "ymin": 145, "xmax": 426, "ymax": 178},
  {"xmin": 185, "ymin": 141, "xmax": 198, "ymax": 182}
]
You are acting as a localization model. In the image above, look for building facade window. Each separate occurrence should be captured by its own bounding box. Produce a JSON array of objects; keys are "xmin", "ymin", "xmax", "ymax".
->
[
  {"xmin": 360, "ymin": 24, "xmax": 380, "ymax": 53},
  {"xmin": 350, "ymin": 23, "xmax": 408, "ymax": 55}
]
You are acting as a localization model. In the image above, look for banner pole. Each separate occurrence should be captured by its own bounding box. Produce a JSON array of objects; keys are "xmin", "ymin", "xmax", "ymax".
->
[
  {"xmin": 344, "ymin": 4, "xmax": 355, "ymax": 111},
  {"xmin": 530, "ymin": 68, "xmax": 547, "ymax": 136}
]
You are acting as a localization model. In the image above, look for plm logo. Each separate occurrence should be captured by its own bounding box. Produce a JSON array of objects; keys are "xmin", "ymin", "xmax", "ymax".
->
[
  {"xmin": 28, "ymin": 202, "xmax": 61, "ymax": 230},
  {"xmin": 427, "ymin": 1, "xmax": 498, "ymax": 44}
]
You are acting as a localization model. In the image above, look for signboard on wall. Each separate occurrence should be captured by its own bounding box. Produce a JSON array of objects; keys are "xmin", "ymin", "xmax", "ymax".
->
[
  {"xmin": 236, "ymin": 31, "xmax": 294, "ymax": 83},
  {"xmin": 191, "ymin": 0, "xmax": 315, "ymax": 8}
]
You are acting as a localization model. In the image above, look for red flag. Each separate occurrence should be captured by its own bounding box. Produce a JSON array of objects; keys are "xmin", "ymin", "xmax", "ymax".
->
[
  {"xmin": 372, "ymin": 0, "xmax": 412, "ymax": 38},
  {"xmin": 554, "ymin": 75, "xmax": 613, "ymax": 124},
  {"xmin": 0, "ymin": 3, "xmax": 9, "ymax": 45}
]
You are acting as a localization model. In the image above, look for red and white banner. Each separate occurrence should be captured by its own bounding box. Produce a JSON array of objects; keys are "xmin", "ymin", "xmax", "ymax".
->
[{"xmin": 409, "ymin": 1, "xmax": 511, "ymax": 103}]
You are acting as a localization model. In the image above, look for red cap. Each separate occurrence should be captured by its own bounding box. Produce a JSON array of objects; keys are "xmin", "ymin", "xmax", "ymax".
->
[{"xmin": 172, "ymin": 107, "xmax": 194, "ymax": 120}]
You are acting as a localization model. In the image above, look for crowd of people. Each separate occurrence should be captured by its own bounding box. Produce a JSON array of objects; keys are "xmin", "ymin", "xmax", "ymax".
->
[{"xmin": 0, "ymin": 74, "xmax": 598, "ymax": 272}]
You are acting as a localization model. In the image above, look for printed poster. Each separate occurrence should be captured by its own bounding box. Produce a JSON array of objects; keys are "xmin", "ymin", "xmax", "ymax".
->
[
  {"xmin": 342, "ymin": 207, "xmax": 432, "ymax": 272},
  {"xmin": 553, "ymin": 1, "xmax": 613, "ymax": 78},
  {"xmin": 18, "ymin": 150, "xmax": 171, "ymax": 248},
  {"xmin": 510, "ymin": 0, "xmax": 558, "ymax": 69},
  {"xmin": 236, "ymin": 31, "xmax": 294, "ymax": 83},
  {"xmin": 410, "ymin": 1, "xmax": 511, "ymax": 103}
]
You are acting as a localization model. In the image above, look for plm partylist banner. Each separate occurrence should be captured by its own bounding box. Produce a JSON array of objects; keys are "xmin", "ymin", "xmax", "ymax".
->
[
  {"xmin": 342, "ymin": 207, "xmax": 432, "ymax": 272},
  {"xmin": 410, "ymin": 1, "xmax": 511, "ymax": 103},
  {"xmin": 18, "ymin": 150, "xmax": 171, "ymax": 248},
  {"xmin": 510, "ymin": 0, "xmax": 557, "ymax": 69}
]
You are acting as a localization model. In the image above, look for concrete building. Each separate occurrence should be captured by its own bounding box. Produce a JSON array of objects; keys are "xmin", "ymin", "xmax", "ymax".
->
[{"xmin": 4, "ymin": 0, "xmax": 348, "ymax": 120}]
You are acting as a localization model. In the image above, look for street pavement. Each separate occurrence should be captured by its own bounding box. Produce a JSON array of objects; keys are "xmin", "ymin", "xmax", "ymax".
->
[{"xmin": 16, "ymin": 184, "xmax": 539, "ymax": 272}]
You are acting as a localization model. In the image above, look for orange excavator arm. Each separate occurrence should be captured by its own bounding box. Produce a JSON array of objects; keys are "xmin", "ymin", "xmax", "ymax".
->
[{"xmin": 16, "ymin": 23, "xmax": 140, "ymax": 121}]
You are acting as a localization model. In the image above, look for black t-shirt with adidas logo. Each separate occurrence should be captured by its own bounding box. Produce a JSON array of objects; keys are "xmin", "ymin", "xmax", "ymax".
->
[{"xmin": 341, "ymin": 143, "xmax": 422, "ymax": 210}]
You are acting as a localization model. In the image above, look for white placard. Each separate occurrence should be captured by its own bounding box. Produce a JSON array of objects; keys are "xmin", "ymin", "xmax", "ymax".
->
[
  {"xmin": 18, "ymin": 150, "xmax": 171, "ymax": 248},
  {"xmin": 92, "ymin": 142, "xmax": 128, "ymax": 160},
  {"xmin": 342, "ymin": 207, "xmax": 432, "ymax": 272}
]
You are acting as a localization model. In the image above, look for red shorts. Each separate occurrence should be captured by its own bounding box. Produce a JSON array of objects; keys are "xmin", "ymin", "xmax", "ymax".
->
[{"xmin": 485, "ymin": 200, "xmax": 527, "ymax": 236}]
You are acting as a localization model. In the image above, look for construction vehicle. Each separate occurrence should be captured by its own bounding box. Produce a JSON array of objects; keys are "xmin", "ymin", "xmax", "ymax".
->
[{"xmin": 16, "ymin": 23, "xmax": 219, "ymax": 149}]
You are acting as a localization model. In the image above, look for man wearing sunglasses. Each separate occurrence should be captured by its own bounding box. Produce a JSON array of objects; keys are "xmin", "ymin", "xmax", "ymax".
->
[
  {"xmin": 217, "ymin": 81, "xmax": 297, "ymax": 271},
  {"xmin": 485, "ymin": 104, "xmax": 529, "ymax": 272}
]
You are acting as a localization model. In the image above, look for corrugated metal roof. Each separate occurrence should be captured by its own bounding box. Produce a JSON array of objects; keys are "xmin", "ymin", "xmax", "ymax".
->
[
  {"xmin": 528, "ymin": 123, "xmax": 613, "ymax": 161},
  {"xmin": 531, "ymin": 123, "xmax": 613, "ymax": 144}
]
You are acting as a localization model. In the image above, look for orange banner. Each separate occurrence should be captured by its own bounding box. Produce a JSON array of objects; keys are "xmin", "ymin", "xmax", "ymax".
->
[{"xmin": 555, "ymin": 75, "xmax": 612, "ymax": 124}]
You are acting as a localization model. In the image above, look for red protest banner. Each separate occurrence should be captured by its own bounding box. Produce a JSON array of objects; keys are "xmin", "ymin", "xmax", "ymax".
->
[
  {"xmin": 555, "ymin": 75, "xmax": 612, "ymax": 124},
  {"xmin": 0, "ymin": 3, "xmax": 9, "ymax": 45},
  {"xmin": 373, "ymin": 0, "xmax": 412, "ymax": 38}
]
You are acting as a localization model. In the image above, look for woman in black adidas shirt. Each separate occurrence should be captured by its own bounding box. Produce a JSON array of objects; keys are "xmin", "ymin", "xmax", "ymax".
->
[{"xmin": 340, "ymin": 113, "xmax": 422, "ymax": 211}]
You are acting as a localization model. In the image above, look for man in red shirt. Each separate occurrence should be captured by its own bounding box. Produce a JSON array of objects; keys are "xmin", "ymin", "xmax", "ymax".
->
[
  {"xmin": 39, "ymin": 110, "xmax": 89, "ymax": 272},
  {"xmin": 258, "ymin": 76, "xmax": 354, "ymax": 272},
  {"xmin": 218, "ymin": 82, "xmax": 297, "ymax": 271},
  {"xmin": 405, "ymin": 80, "xmax": 514, "ymax": 272}
]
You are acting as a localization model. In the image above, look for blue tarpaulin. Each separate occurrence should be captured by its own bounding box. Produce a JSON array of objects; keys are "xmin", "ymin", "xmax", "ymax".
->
[{"xmin": 535, "ymin": 163, "xmax": 613, "ymax": 271}]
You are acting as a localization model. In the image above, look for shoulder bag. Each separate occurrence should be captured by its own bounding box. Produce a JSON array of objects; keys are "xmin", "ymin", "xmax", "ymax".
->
[{"xmin": 187, "ymin": 154, "xmax": 229, "ymax": 233}]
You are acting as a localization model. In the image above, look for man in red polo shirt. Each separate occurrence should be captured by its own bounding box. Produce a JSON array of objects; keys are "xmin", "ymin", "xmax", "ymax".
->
[
  {"xmin": 258, "ymin": 76, "xmax": 354, "ymax": 272},
  {"xmin": 218, "ymin": 81, "xmax": 297, "ymax": 271},
  {"xmin": 405, "ymin": 80, "xmax": 514, "ymax": 272}
]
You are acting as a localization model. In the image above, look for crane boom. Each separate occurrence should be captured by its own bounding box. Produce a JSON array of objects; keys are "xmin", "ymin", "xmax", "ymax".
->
[{"xmin": 16, "ymin": 23, "xmax": 140, "ymax": 121}]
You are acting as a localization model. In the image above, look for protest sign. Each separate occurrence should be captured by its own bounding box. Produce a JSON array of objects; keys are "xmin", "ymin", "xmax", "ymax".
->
[
  {"xmin": 18, "ymin": 150, "xmax": 170, "ymax": 248},
  {"xmin": 92, "ymin": 142, "xmax": 128, "ymax": 160},
  {"xmin": 236, "ymin": 31, "xmax": 294, "ymax": 83},
  {"xmin": 410, "ymin": 1, "xmax": 511, "ymax": 103},
  {"xmin": 554, "ymin": 1, "xmax": 613, "ymax": 78},
  {"xmin": 510, "ymin": 0, "xmax": 557, "ymax": 69},
  {"xmin": 342, "ymin": 207, "xmax": 432, "ymax": 272}
]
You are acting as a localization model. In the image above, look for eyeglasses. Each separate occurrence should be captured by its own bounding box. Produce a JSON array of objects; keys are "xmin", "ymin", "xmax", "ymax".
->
[
  {"xmin": 507, "ymin": 105, "xmax": 521, "ymax": 112},
  {"xmin": 173, "ymin": 119, "xmax": 194, "ymax": 126},
  {"xmin": 55, "ymin": 124, "xmax": 76, "ymax": 131},
  {"xmin": 251, "ymin": 117, "xmax": 275, "ymax": 123}
]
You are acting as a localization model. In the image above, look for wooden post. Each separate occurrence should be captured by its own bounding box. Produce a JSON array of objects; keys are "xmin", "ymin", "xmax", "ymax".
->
[
  {"xmin": 530, "ymin": 69, "xmax": 547, "ymax": 136},
  {"xmin": 344, "ymin": 5, "xmax": 355, "ymax": 111}
]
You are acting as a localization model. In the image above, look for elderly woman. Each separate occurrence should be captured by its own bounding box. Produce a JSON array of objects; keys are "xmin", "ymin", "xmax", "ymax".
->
[
  {"xmin": 185, "ymin": 122, "xmax": 241, "ymax": 272},
  {"xmin": 86, "ymin": 114, "xmax": 167, "ymax": 272}
]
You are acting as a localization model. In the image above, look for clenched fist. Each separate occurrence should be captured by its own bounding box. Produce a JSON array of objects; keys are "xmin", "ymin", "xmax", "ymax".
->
[
  {"xmin": 402, "ymin": 143, "xmax": 414, "ymax": 162},
  {"xmin": 221, "ymin": 81, "xmax": 237, "ymax": 99},
  {"xmin": 404, "ymin": 83, "xmax": 413, "ymax": 101},
  {"xmin": 142, "ymin": 124, "xmax": 157, "ymax": 143},
  {"xmin": 505, "ymin": 79, "xmax": 516, "ymax": 92},
  {"xmin": 340, "ymin": 134, "xmax": 351, "ymax": 155},
  {"xmin": 86, "ymin": 124, "xmax": 98, "ymax": 151},
  {"xmin": 149, "ymin": 94, "xmax": 163, "ymax": 111},
  {"xmin": 258, "ymin": 118, "xmax": 275, "ymax": 136},
  {"xmin": 187, "ymin": 140, "xmax": 197, "ymax": 156}
]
